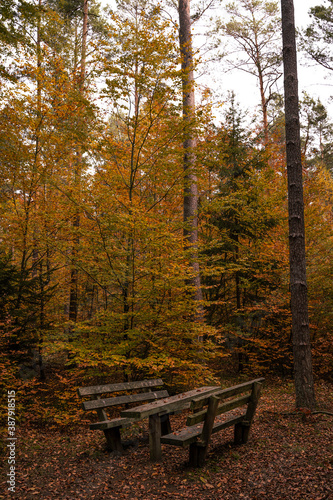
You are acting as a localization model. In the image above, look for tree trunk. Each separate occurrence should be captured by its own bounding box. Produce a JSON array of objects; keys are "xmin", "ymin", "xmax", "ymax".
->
[
  {"xmin": 253, "ymin": 27, "xmax": 269, "ymax": 144},
  {"xmin": 258, "ymin": 66, "xmax": 269, "ymax": 144},
  {"xmin": 34, "ymin": 0, "xmax": 46, "ymax": 380},
  {"xmin": 178, "ymin": 0, "xmax": 203, "ymax": 328},
  {"xmin": 281, "ymin": 0, "xmax": 316, "ymax": 409},
  {"xmin": 68, "ymin": 0, "xmax": 88, "ymax": 325}
]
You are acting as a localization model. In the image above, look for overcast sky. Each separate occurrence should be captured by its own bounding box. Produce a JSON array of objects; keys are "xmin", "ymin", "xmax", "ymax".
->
[{"xmin": 100, "ymin": 0, "xmax": 332, "ymax": 119}]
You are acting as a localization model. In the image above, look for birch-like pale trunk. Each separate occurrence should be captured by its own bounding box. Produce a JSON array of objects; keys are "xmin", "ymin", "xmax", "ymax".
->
[
  {"xmin": 178, "ymin": 0, "xmax": 203, "ymax": 328},
  {"xmin": 68, "ymin": 0, "xmax": 88, "ymax": 325}
]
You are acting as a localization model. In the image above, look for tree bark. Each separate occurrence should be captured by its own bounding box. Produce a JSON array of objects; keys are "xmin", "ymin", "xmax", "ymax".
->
[
  {"xmin": 68, "ymin": 0, "xmax": 88, "ymax": 325},
  {"xmin": 253, "ymin": 25, "xmax": 269, "ymax": 144},
  {"xmin": 258, "ymin": 64, "xmax": 269, "ymax": 144},
  {"xmin": 281, "ymin": 0, "xmax": 316, "ymax": 409},
  {"xmin": 178, "ymin": 0, "xmax": 203, "ymax": 326}
]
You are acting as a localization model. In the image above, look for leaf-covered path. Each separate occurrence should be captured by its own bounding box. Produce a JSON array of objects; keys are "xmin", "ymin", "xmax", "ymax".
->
[{"xmin": 2, "ymin": 382, "xmax": 333, "ymax": 500}]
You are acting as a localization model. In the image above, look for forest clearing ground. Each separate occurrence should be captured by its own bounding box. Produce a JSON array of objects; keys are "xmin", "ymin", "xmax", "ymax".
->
[{"xmin": 1, "ymin": 381, "xmax": 333, "ymax": 500}]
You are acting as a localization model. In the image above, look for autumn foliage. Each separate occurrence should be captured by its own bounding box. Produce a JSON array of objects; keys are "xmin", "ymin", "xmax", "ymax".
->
[{"xmin": 1, "ymin": 0, "xmax": 333, "ymax": 428}]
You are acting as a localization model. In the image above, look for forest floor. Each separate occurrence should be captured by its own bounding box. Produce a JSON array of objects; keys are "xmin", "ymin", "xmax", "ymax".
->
[{"xmin": 1, "ymin": 379, "xmax": 333, "ymax": 500}]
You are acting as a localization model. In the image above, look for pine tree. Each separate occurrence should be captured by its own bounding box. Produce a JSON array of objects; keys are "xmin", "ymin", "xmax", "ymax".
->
[
  {"xmin": 221, "ymin": 0, "xmax": 282, "ymax": 143},
  {"xmin": 281, "ymin": 0, "xmax": 316, "ymax": 409}
]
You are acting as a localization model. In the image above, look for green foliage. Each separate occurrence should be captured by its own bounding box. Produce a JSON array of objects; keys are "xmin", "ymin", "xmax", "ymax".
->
[
  {"xmin": 0, "ymin": 0, "xmax": 37, "ymax": 46},
  {"xmin": 300, "ymin": 92, "xmax": 333, "ymax": 172},
  {"xmin": 0, "ymin": 0, "xmax": 332, "ymax": 426},
  {"xmin": 304, "ymin": 167, "xmax": 333, "ymax": 380},
  {"xmin": 200, "ymin": 98, "xmax": 289, "ymax": 375},
  {"xmin": 0, "ymin": 0, "xmax": 37, "ymax": 80},
  {"xmin": 45, "ymin": 305, "xmax": 220, "ymax": 390},
  {"xmin": 302, "ymin": 0, "xmax": 333, "ymax": 71},
  {"xmin": 0, "ymin": 249, "xmax": 58, "ymax": 384}
]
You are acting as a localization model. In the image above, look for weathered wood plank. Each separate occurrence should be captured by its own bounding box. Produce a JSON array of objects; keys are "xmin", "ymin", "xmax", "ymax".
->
[
  {"xmin": 77, "ymin": 378, "xmax": 164, "ymax": 397},
  {"xmin": 160, "ymin": 414, "xmax": 245, "ymax": 448},
  {"xmin": 83, "ymin": 390, "xmax": 169, "ymax": 411},
  {"xmin": 186, "ymin": 394, "xmax": 251, "ymax": 426},
  {"xmin": 190, "ymin": 378, "xmax": 265, "ymax": 410},
  {"xmin": 161, "ymin": 379, "xmax": 264, "ymax": 467},
  {"xmin": 89, "ymin": 417, "xmax": 134, "ymax": 430},
  {"xmin": 212, "ymin": 414, "xmax": 245, "ymax": 434},
  {"xmin": 120, "ymin": 386, "xmax": 219, "ymax": 419}
]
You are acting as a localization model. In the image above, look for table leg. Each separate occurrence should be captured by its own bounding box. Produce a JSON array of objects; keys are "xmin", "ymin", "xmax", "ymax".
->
[{"xmin": 149, "ymin": 414, "xmax": 162, "ymax": 461}]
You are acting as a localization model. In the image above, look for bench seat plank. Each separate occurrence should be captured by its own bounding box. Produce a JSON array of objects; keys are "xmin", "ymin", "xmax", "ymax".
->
[
  {"xmin": 83, "ymin": 390, "xmax": 169, "ymax": 411},
  {"xmin": 89, "ymin": 417, "xmax": 135, "ymax": 430},
  {"xmin": 161, "ymin": 414, "xmax": 245, "ymax": 448},
  {"xmin": 78, "ymin": 378, "xmax": 164, "ymax": 397},
  {"xmin": 161, "ymin": 379, "xmax": 264, "ymax": 467}
]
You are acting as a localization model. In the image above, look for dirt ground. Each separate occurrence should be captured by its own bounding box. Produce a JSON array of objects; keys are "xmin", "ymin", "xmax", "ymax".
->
[{"xmin": 1, "ymin": 381, "xmax": 333, "ymax": 500}]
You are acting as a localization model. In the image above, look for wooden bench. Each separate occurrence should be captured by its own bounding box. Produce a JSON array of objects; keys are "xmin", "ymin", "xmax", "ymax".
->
[
  {"xmin": 78, "ymin": 378, "xmax": 170, "ymax": 452},
  {"xmin": 160, "ymin": 378, "xmax": 264, "ymax": 467}
]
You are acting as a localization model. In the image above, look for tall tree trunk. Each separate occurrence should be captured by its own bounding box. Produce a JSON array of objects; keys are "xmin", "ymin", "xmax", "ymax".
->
[
  {"xmin": 253, "ymin": 27, "xmax": 269, "ymax": 144},
  {"xmin": 32, "ymin": 0, "xmax": 45, "ymax": 380},
  {"xmin": 258, "ymin": 66, "xmax": 269, "ymax": 144},
  {"xmin": 68, "ymin": 0, "xmax": 88, "ymax": 325},
  {"xmin": 281, "ymin": 0, "xmax": 316, "ymax": 409},
  {"xmin": 178, "ymin": 0, "xmax": 203, "ymax": 329}
]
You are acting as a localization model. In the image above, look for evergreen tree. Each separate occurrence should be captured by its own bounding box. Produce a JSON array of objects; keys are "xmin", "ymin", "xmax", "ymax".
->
[
  {"xmin": 302, "ymin": 0, "xmax": 333, "ymax": 71},
  {"xmin": 300, "ymin": 93, "xmax": 333, "ymax": 172},
  {"xmin": 220, "ymin": 0, "xmax": 282, "ymax": 143},
  {"xmin": 0, "ymin": 0, "xmax": 37, "ymax": 80},
  {"xmin": 201, "ymin": 96, "xmax": 280, "ymax": 371}
]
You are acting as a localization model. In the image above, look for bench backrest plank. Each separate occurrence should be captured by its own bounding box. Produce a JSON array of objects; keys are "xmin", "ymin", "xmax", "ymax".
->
[
  {"xmin": 78, "ymin": 378, "xmax": 164, "ymax": 397},
  {"xmin": 190, "ymin": 377, "xmax": 265, "ymax": 410},
  {"xmin": 187, "ymin": 394, "xmax": 251, "ymax": 426},
  {"xmin": 187, "ymin": 378, "xmax": 264, "ymax": 427},
  {"xmin": 82, "ymin": 390, "xmax": 169, "ymax": 411}
]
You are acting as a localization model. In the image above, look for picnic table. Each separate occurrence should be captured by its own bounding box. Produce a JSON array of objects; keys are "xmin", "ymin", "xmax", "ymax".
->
[{"xmin": 120, "ymin": 386, "xmax": 219, "ymax": 461}]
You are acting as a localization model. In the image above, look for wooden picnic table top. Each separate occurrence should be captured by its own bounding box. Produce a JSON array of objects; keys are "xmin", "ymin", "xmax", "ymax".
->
[{"xmin": 120, "ymin": 386, "xmax": 220, "ymax": 419}]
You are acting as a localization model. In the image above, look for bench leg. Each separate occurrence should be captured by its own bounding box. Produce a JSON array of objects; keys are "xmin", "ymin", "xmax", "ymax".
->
[
  {"xmin": 189, "ymin": 395, "xmax": 219, "ymax": 467},
  {"xmin": 189, "ymin": 443, "xmax": 199, "ymax": 467},
  {"xmin": 149, "ymin": 414, "xmax": 162, "ymax": 462},
  {"xmin": 241, "ymin": 423, "xmax": 251, "ymax": 443},
  {"xmin": 160, "ymin": 414, "xmax": 171, "ymax": 436},
  {"xmin": 234, "ymin": 422, "xmax": 243, "ymax": 445},
  {"xmin": 234, "ymin": 422, "xmax": 251, "ymax": 445},
  {"xmin": 104, "ymin": 428, "xmax": 123, "ymax": 453},
  {"xmin": 189, "ymin": 443, "xmax": 208, "ymax": 467}
]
